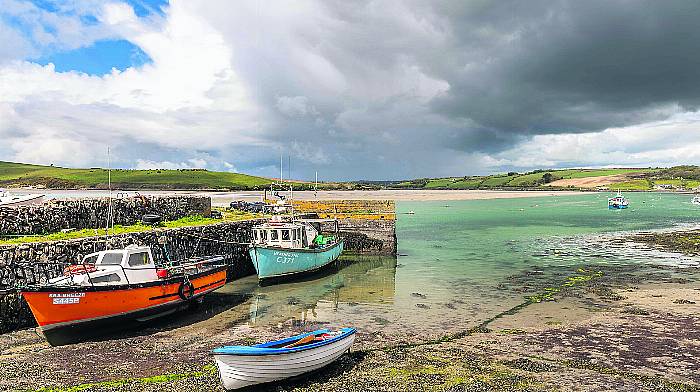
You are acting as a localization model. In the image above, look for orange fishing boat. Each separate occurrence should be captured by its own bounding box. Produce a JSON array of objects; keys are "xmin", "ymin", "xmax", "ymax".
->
[{"xmin": 21, "ymin": 245, "xmax": 227, "ymax": 346}]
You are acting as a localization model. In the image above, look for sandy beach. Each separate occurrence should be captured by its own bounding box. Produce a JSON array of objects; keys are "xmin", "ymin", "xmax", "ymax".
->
[{"xmin": 18, "ymin": 189, "xmax": 591, "ymax": 206}]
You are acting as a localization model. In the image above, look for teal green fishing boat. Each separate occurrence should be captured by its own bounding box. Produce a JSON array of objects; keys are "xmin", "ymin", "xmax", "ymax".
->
[{"xmin": 249, "ymin": 217, "xmax": 344, "ymax": 283}]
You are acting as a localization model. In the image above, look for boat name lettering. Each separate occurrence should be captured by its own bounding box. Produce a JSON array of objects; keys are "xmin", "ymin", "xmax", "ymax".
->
[
  {"xmin": 52, "ymin": 297, "xmax": 80, "ymax": 305},
  {"xmin": 48, "ymin": 293, "xmax": 85, "ymax": 298},
  {"xmin": 273, "ymin": 251, "xmax": 298, "ymax": 264}
]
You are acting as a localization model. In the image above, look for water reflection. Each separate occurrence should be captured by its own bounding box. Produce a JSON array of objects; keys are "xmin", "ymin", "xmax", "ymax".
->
[{"xmin": 220, "ymin": 255, "xmax": 397, "ymax": 326}]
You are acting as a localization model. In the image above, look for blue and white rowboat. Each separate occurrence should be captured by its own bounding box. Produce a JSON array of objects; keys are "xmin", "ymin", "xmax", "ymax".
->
[{"xmin": 212, "ymin": 328, "xmax": 356, "ymax": 390}]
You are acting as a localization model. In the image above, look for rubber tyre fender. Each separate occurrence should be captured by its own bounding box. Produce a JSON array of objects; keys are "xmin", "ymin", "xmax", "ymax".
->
[{"xmin": 178, "ymin": 281, "xmax": 195, "ymax": 301}]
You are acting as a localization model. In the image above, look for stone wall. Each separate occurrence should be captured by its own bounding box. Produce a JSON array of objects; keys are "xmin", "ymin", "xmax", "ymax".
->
[
  {"xmin": 0, "ymin": 196, "xmax": 211, "ymax": 235},
  {"xmin": 321, "ymin": 218, "xmax": 397, "ymax": 255}
]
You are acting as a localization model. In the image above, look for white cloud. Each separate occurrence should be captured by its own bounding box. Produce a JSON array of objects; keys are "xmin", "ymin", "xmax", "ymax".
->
[
  {"xmin": 2, "ymin": 0, "xmax": 700, "ymax": 180},
  {"xmin": 134, "ymin": 158, "xmax": 206, "ymax": 170},
  {"xmin": 489, "ymin": 111, "xmax": 700, "ymax": 170}
]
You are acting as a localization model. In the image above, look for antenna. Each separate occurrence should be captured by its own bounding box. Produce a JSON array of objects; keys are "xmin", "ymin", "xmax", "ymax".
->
[
  {"xmin": 106, "ymin": 146, "xmax": 113, "ymax": 247},
  {"xmin": 315, "ymin": 171, "xmax": 318, "ymax": 199},
  {"xmin": 280, "ymin": 153, "xmax": 283, "ymax": 184}
]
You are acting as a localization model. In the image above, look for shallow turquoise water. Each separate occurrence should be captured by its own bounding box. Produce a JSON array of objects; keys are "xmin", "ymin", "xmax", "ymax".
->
[{"xmin": 224, "ymin": 192, "xmax": 700, "ymax": 337}]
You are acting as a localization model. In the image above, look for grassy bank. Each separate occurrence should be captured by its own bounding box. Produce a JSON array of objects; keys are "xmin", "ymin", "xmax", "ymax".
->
[
  {"xmin": 4, "ymin": 160, "xmax": 700, "ymax": 191},
  {"xmin": 0, "ymin": 161, "xmax": 273, "ymax": 190},
  {"xmin": 0, "ymin": 210, "xmax": 261, "ymax": 245},
  {"xmin": 392, "ymin": 168, "xmax": 662, "ymax": 190}
]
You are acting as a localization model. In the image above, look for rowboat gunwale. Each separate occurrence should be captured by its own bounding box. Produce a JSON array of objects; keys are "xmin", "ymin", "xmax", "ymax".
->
[{"xmin": 212, "ymin": 327, "xmax": 356, "ymax": 356}]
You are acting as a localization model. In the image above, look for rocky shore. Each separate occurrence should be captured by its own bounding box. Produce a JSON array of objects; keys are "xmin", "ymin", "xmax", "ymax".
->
[
  {"xmin": 2, "ymin": 263, "xmax": 698, "ymax": 392},
  {"xmin": 631, "ymin": 229, "xmax": 700, "ymax": 256}
]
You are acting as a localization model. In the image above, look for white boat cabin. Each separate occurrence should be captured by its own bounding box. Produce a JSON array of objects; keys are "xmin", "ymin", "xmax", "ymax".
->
[
  {"xmin": 51, "ymin": 245, "xmax": 159, "ymax": 286},
  {"xmin": 251, "ymin": 221, "xmax": 317, "ymax": 250}
]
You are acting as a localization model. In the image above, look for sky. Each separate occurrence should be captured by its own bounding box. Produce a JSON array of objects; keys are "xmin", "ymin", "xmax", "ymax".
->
[{"xmin": 2, "ymin": 0, "xmax": 700, "ymax": 180}]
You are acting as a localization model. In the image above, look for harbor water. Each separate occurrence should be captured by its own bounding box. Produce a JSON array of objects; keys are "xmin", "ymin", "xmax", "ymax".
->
[{"xmin": 216, "ymin": 192, "xmax": 700, "ymax": 339}]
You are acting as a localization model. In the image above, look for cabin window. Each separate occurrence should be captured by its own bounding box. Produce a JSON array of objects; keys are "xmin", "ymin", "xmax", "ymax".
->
[
  {"xmin": 83, "ymin": 255, "xmax": 98, "ymax": 264},
  {"xmin": 261, "ymin": 230, "xmax": 267, "ymax": 240},
  {"xmin": 91, "ymin": 273, "xmax": 121, "ymax": 284},
  {"xmin": 100, "ymin": 253, "xmax": 123, "ymax": 265},
  {"xmin": 270, "ymin": 230, "xmax": 278, "ymax": 240},
  {"xmin": 282, "ymin": 230, "xmax": 290, "ymax": 240},
  {"xmin": 253, "ymin": 230, "xmax": 259, "ymax": 242},
  {"xmin": 292, "ymin": 229, "xmax": 296, "ymax": 240},
  {"xmin": 128, "ymin": 252, "xmax": 149, "ymax": 267}
]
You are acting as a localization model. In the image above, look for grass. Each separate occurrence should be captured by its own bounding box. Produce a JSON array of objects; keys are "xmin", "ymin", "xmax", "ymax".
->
[
  {"xmin": 399, "ymin": 168, "xmax": 662, "ymax": 190},
  {"xmin": 0, "ymin": 209, "xmax": 261, "ymax": 245},
  {"xmin": 0, "ymin": 161, "xmax": 273, "ymax": 190},
  {"xmin": 606, "ymin": 179, "xmax": 653, "ymax": 191},
  {"xmin": 29, "ymin": 365, "xmax": 216, "ymax": 392},
  {"xmin": 480, "ymin": 175, "xmax": 518, "ymax": 187}
]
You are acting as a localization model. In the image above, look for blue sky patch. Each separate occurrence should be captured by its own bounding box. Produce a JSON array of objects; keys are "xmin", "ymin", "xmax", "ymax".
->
[
  {"xmin": 35, "ymin": 39, "xmax": 151, "ymax": 75},
  {"xmin": 124, "ymin": 0, "xmax": 169, "ymax": 17}
]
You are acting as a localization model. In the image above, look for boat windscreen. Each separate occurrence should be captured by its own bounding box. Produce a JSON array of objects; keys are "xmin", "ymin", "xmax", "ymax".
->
[
  {"xmin": 100, "ymin": 253, "xmax": 124, "ymax": 265},
  {"xmin": 82, "ymin": 255, "xmax": 98, "ymax": 264}
]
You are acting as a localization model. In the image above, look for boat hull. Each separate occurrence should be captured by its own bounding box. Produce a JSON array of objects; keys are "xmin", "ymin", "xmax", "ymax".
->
[
  {"xmin": 21, "ymin": 266, "xmax": 227, "ymax": 345},
  {"xmin": 249, "ymin": 240, "xmax": 344, "ymax": 281},
  {"xmin": 213, "ymin": 329, "xmax": 355, "ymax": 390},
  {"xmin": 0, "ymin": 194, "xmax": 44, "ymax": 207}
]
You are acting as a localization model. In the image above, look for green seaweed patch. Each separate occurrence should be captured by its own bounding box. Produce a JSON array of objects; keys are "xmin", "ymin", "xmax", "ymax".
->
[
  {"xmin": 621, "ymin": 306, "xmax": 650, "ymax": 315},
  {"xmin": 502, "ymin": 357, "xmax": 557, "ymax": 373},
  {"xmin": 498, "ymin": 328, "xmax": 527, "ymax": 335},
  {"xmin": 527, "ymin": 269, "xmax": 603, "ymax": 303},
  {"xmin": 29, "ymin": 365, "xmax": 216, "ymax": 392}
]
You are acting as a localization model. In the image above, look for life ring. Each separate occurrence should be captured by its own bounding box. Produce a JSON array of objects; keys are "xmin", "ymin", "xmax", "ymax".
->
[{"xmin": 178, "ymin": 281, "xmax": 195, "ymax": 301}]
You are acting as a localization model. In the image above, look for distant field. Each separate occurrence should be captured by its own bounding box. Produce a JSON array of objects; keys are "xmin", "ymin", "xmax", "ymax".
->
[
  {"xmin": 400, "ymin": 168, "xmax": 663, "ymax": 190},
  {"xmin": 2, "ymin": 161, "xmax": 698, "ymax": 191},
  {"xmin": 0, "ymin": 161, "xmax": 274, "ymax": 190}
]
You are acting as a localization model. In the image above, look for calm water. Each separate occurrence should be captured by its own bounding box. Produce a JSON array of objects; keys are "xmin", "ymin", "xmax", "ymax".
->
[{"xmin": 220, "ymin": 192, "xmax": 700, "ymax": 338}]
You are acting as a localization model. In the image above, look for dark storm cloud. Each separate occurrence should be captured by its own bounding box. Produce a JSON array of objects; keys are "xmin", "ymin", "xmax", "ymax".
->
[{"xmin": 431, "ymin": 0, "xmax": 700, "ymax": 140}]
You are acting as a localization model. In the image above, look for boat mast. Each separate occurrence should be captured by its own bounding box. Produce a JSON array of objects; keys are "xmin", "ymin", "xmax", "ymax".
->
[{"xmin": 106, "ymin": 146, "xmax": 113, "ymax": 248}]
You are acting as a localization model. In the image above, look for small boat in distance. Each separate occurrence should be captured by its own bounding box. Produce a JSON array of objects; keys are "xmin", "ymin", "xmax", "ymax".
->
[
  {"xmin": 608, "ymin": 190, "xmax": 629, "ymax": 209},
  {"xmin": 0, "ymin": 189, "xmax": 44, "ymax": 207},
  {"xmin": 213, "ymin": 328, "xmax": 356, "ymax": 390},
  {"xmin": 406, "ymin": 210, "xmax": 415, "ymax": 215},
  {"xmin": 249, "ymin": 217, "xmax": 344, "ymax": 283},
  {"xmin": 21, "ymin": 245, "xmax": 227, "ymax": 345},
  {"xmin": 692, "ymin": 195, "xmax": 700, "ymax": 206}
]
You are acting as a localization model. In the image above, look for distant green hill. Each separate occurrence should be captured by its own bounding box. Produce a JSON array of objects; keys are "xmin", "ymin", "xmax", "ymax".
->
[
  {"xmin": 387, "ymin": 167, "xmax": 700, "ymax": 191},
  {"xmin": 0, "ymin": 161, "xmax": 274, "ymax": 190},
  {"xmin": 3, "ymin": 161, "xmax": 699, "ymax": 191}
]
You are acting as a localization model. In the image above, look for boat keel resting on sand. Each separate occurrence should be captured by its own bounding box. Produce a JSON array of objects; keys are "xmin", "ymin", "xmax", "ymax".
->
[
  {"xmin": 21, "ymin": 245, "xmax": 227, "ymax": 345},
  {"xmin": 213, "ymin": 328, "xmax": 356, "ymax": 390}
]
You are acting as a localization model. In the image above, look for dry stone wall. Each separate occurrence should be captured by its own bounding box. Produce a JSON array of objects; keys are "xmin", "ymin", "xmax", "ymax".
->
[
  {"xmin": 320, "ymin": 218, "xmax": 397, "ymax": 255},
  {"xmin": 0, "ymin": 195, "xmax": 211, "ymax": 235}
]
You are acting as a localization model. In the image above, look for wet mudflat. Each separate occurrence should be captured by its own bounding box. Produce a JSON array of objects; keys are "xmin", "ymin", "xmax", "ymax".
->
[{"xmin": 2, "ymin": 267, "xmax": 699, "ymax": 392}]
